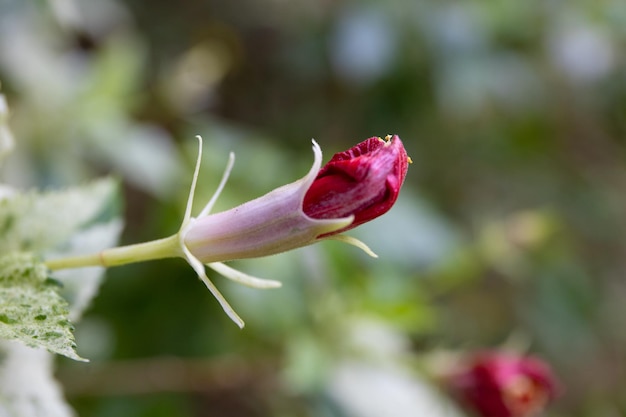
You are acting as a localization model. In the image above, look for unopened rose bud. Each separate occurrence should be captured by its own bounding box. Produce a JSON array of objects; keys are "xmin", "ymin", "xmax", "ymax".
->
[
  {"xmin": 448, "ymin": 352, "xmax": 559, "ymax": 417},
  {"xmin": 184, "ymin": 135, "xmax": 409, "ymax": 262},
  {"xmin": 303, "ymin": 135, "xmax": 409, "ymax": 234}
]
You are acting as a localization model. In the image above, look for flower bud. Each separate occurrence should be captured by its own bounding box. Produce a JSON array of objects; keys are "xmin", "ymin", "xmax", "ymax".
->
[
  {"xmin": 183, "ymin": 136, "xmax": 409, "ymax": 262},
  {"xmin": 303, "ymin": 135, "xmax": 409, "ymax": 234},
  {"xmin": 448, "ymin": 352, "xmax": 559, "ymax": 417}
]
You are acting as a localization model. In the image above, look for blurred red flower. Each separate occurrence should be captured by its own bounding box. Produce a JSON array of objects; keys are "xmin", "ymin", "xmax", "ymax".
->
[{"xmin": 449, "ymin": 352, "xmax": 560, "ymax": 417}]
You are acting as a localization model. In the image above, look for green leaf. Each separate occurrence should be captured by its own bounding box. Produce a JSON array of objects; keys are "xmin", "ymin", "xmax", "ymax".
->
[
  {"xmin": 0, "ymin": 178, "xmax": 121, "ymax": 359},
  {"xmin": 0, "ymin": 178, "xmax": 118, "ymax": 254},
  {"xmin": 0, "ymin": 253, "xmax": 85, "ymax": 361}
]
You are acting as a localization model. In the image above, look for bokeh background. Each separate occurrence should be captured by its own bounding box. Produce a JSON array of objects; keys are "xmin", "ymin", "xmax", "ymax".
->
[{"xmin": 1, "ymin": 0, "xmax": 626, "ymax": 416}]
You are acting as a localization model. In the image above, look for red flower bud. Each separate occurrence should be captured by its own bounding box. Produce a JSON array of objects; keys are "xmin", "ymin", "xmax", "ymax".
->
[
  {"xmin": 303, "ymin": 135, "xmax": 409, "ymax": 234},
  {"xmin": 449, "ymin": 352, "xmax": 560, "ymax": 417},
  {"xmin": 184, "ymin": 135, "xmax": 409, "ymax": 263}
]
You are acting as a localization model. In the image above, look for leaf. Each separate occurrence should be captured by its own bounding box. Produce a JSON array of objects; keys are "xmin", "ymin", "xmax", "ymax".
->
[
  {"xmin": 0, "ymin": 253, "xmax": 85, "ymax": 362},
  {"xmin": 0, "ymin": 178, "xmax": 122, "ymax": 359},
  {"xmin": 0, "ymin": 178, "xmax": 118, "ymax": 254}
]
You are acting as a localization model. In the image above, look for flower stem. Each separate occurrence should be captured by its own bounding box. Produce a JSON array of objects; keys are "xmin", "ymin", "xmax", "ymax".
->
[{"xmin": 45, "ymin": 234, "xmax": 182, "ymax": 271}]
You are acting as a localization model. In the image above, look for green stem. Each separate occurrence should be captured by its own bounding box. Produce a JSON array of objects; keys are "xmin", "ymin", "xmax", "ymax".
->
[{"xmin": 45, "ymin": 234, "xmax": 183, "ymax": 271}]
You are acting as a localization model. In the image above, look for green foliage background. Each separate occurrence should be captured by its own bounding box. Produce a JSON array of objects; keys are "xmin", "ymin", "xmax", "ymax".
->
[{"xmin": 2, "ymin": 0, "xmax": 626, "ymax": 416}]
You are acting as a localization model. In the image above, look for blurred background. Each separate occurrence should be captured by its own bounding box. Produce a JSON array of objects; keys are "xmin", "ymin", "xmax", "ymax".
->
[{"xmin": 1, "ymin": 0, "xmax": 626, "ymax": 415}]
